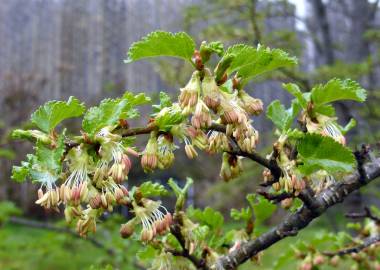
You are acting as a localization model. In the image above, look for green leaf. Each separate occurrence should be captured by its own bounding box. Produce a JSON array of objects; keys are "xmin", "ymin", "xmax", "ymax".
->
[
  {"xmin": 154, "ymin": 104, "xmax": 185, "ymax": 132},
  {"xmin": 11, "ymin": 133, "xmax": 65, "ymax": 183},
  {"xmin": 136, "ymin": 245, "xmax": 158, "ymax": 264},
  {"xmin": 230, "ymin": 207, "xmax": 252, "ymax": 222},
  {"xmin": 311, "ymin": 78, "xmax": 367, "ymax": 106},
  {"xmin": 139, "ymin": 181, "xmax": 168, "ymax": 197},
  {"xmin": 200, "ymin": 41, "xmax": 224, "ymax": 57},
  {"xmin": 297, "ymin": 134, "xmax": 356, "ymax": 175},
  {"xmin": 11, "ymin": 164, "xmax": 30, "ymax": 183},
  {"xmin": 266, "ymin": 100, "xmax": 301, "ymax": 131},
  {"xmin": 282, "ymin": 83, "xmax": 308, "ymax": 108},
  {"xmin": 82, "ymin": 92, "xmax": 150, "ymax": 135},
  {"xmin": 247, "ymin": 194, "xmax": 276, "ymax": 225},
  {"xmin": 225, "ymin": 44, "xmax": 297, "ymax": 84},
  {"xmin": 125, "ymin": 31, "xmax": 196, "ymax": 63},
  {"xmin": 187, "ymin": 206, "xmax": 224, "ymax": 231},
  {"xmin": 152, "ymin": 92, "xmax": 173, "ymax": 114},
  {"xmin": 31, "ymin": 96, "xmax": 85, "ymax": 133},
  {"xmin": 314, "ymin": 104, "xmax": 336, "ymax": 117}
]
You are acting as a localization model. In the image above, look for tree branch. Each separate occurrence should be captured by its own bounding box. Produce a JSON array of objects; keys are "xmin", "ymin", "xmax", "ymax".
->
[
  {"xmin": 323, "ymin": 235, "xmax": 380, "ymax": 256},
  {"xmin": 345, "ymin": 206, "xmax": 380, "ymax": 223},
  {"xmin": 256, "ymin": 189, "xmax": 293, "ymax": 203},
  {"xmin": 216, "ymin": 157, "xmax": 380, "ymax": 269}
]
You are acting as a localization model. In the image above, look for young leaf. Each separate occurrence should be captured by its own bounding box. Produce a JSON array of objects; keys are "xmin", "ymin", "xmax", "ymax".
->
[
  {"xmin": 139, "ymin": 181, "xmax": 168, "ymax": 197},
  {"xmin": 230, "ymin": 207, "xmax": 252, "ymax": 222},
  {"xmin": 31, "ymin": 96, "xmax": 85, "ymax": 133},
  {"xmin": 154, "ymin": 104, "xmax": 185, "ymax": 132},
  {"xmin": 266, "ymin": 100, "xmax": 301, "ymax": 132},
  {"xmin": 12, "ymin": 133, "xmax": 65, "ymax": 184},
  {"xmin": 187, "ymin": 206, "xmax": 224, "ymax": 231},
  {"xmin": 82, "ymin": 92, "xmax": 150, "ymax": 135},
  {"xmin": 311, "ymin": 78, "xmax": 367, "ymax": 106},
  {"xmin": 282, "ymin": 83, "xmax": 308, "ymax": 108},
  {"xmin": 11, "ymin": 163, "xmax": 30, "ymax": 183},
  {"xmin": 297, "ymin": 134, "xmax": 356, "ymax": 175},
  {"xmin": 247, "ymin": 194, "xmax": 276, "ymax": 225},
  {"xmin": 125, "ymin": 31, "xmax": 196, "ymax": 63},
  {"xmin": 152, "ymin": 92, "xmax": 173, "ymax": 114},
  {"xmin": 225, "ymin": 44, "xmax": 297, "ymax": 85}
]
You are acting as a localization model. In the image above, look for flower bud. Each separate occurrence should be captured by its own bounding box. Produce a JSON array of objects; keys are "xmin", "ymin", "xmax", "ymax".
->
[
  {"xmin": 185, "ymin": 144, "xmax": 198, "ymax": 159},
  {"xmin": 179, "ymin": 71, "xmax": 200, "ymax": 110},
  {"xmin": 281, "ymin": 198, "xmax": 293, "ymax": 209},
  {"xmin": 238, "ymin": 90, "xmax": 263, "ymax": 115},
  {"xmin": 202, "ymin": 69, "xmax": 221, "ymax": 112},
  {"xmin": 120, "ymin": 222, "xmax": 134, "ymax": 238},
  {"xmin": 141, "ymin": 133, "xmax": 159, "ymax": 172},
  {"xmin": 313, "ymin": 254, "xmax": 325, "ymax": 265},
  {"xmin": 89, "ymin": 194, "xmax": 102, "ymax": 209}
]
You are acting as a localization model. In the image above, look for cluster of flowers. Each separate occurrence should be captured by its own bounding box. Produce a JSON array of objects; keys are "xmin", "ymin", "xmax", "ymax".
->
[
  {"xmin": 140, "ymin": 69, "xmax": 263, "ymax": 182},
  {"xmin": 262, "ymin": 139, "xmax": 306, "ymax": 208},
  {"xmin": 34, "ymin": 67, "xmax": 264, "ymax": 239},
  {"xmin": 36, "ymin": 128, "xmax": 172, "ymax": 240},
  {"xmin": 261, "ymin": 103, "xmax": 348, "ymax": 205}
]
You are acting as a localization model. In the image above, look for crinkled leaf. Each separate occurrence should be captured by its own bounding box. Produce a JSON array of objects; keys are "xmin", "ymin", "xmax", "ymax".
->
[
  {"xmin": 11, "ymin": 164, "xmax": 30, "ymax": 183},
  {"xmin": 11, "ymin": 133, "xmax": 65, "ymax": 183},
  {"xmin": 187, "ymin": 206, "xmax": 224, "ymax": 231},
  {"xmin": 154, "ymin": 104, "xmax": 185, "ymax": 132},
  {"xmin": 200, "ymin": 41, "xmax": 224, "ymax": 57},
  {"xmin": 139, "ymin": 181, "xmax": 168, "ymax": 197},
  {"xmin": 82, "ymin": 92, "xmax": 150, "ymax": 135},
  {"xmin": 31, "ymin": 96, "xmax": 85, "ymax": 133},
  {"xmin": 152, "ymin": 92, "xmax": 173, "ymax": 114},
  {"xmin": 311, "ymin": 78, "xmax": 367, "ymax": 106},
  {"xmin": 125, "ymin": 31, "xmax": 196, "ymax": 63},
  {"xmin": 225, "ymin": 44, "xmax": 297, "ymax": 85},
  {"xmin": 35, "ymin": 133, "xmax": 65, "ymax": 172},
  {"xmin": 266, "ymin": 100, "xmax": 301, "ymax": 131},
  {"xmin": 297, "ymin": 134, "xmax": 356, "ymax": 175}
]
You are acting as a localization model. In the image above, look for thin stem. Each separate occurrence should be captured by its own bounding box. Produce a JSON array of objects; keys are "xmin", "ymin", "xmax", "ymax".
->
[{"xmin": 323, "ymin": 235, "xmax": 380, "ymax": 256}]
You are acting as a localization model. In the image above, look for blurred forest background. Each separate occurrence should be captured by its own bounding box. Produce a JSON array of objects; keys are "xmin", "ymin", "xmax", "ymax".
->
[{"xmin": 0, "ymin": 0, "xmax": 380, "ymax": 269}]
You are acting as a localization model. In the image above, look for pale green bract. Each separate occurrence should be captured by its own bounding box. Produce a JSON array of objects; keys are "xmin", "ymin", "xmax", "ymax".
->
[
  {"xmin": 31, "ymin": 96, "xmax": 85, "ymax": 133},
  {"xmin": 297, "ymin": 134, "xmax": 356, "ymax": 175},
  {"xmin": 125, "ymin": 31, "xmax": 196, "ymax": 63},
  {"xmin": 82, "ymin": 92, "xmax": 150, "ymax": 135},
  {"xmin": 225, "ymin": 44, "xmax": 297, "ymax": 84}
]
